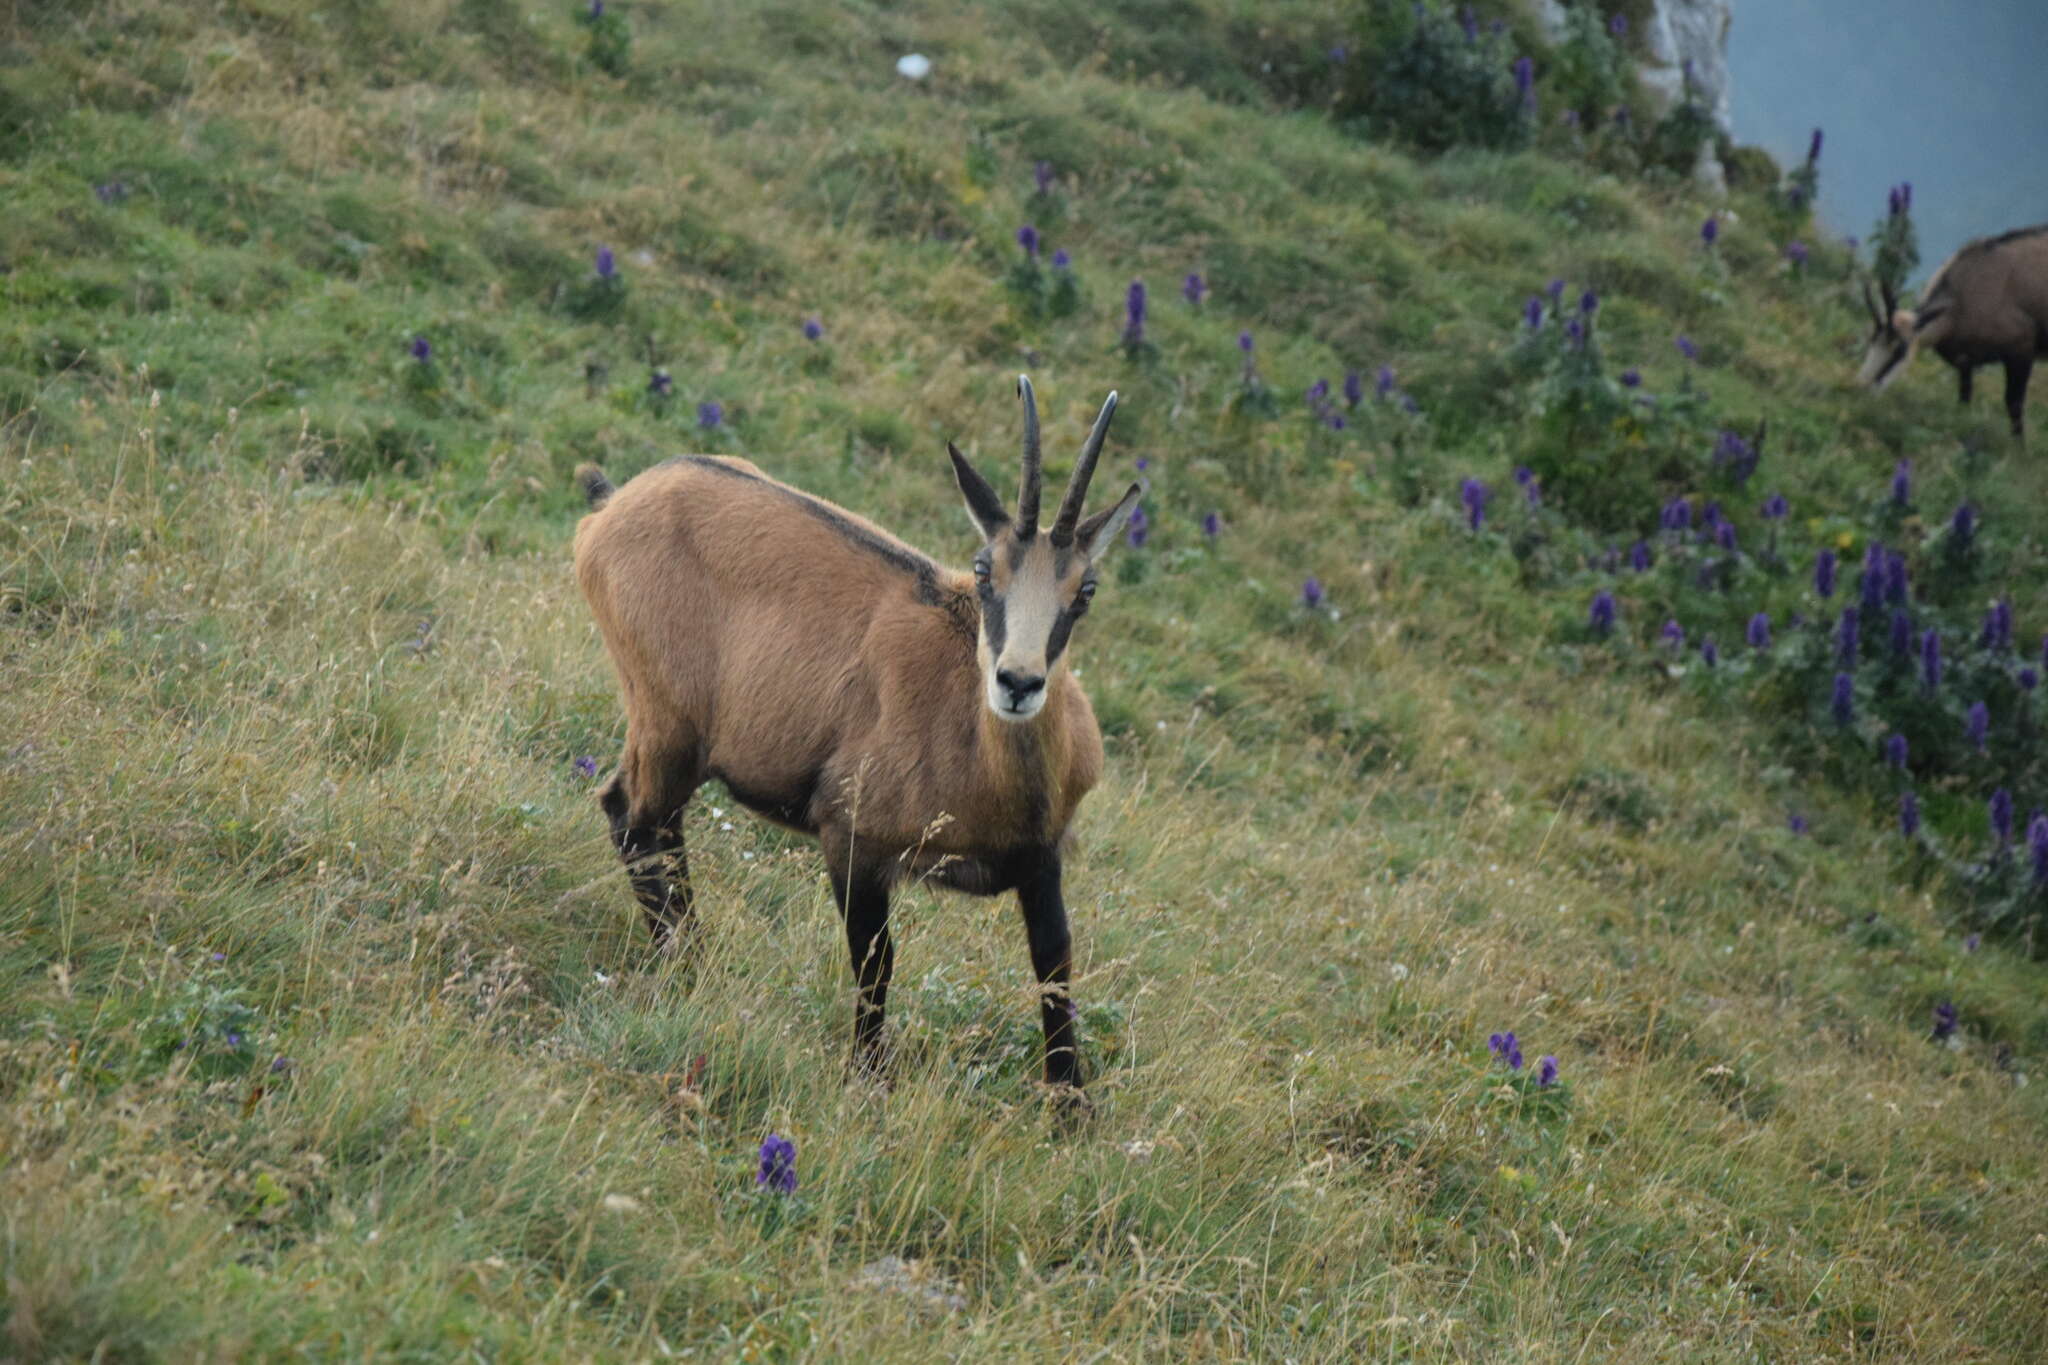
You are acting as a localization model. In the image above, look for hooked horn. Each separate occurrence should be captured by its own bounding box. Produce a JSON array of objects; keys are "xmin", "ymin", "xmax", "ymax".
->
[
  {"xmin": 1862, "ymin": 278, "xmax": 1883, "ymax": 328},
  {"xmin": 1051, "ymin": 391, "xmax": 1119, "ymax": 545},
  {"xmin": 1015, "ymin": 375, "xmax": 1042, "ymax": 536}
]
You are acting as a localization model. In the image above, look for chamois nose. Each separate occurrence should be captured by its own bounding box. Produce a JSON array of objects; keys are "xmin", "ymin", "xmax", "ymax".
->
[{"xmin": 996, "ymin": 669, "xmax": 1045, "ymax": 706}]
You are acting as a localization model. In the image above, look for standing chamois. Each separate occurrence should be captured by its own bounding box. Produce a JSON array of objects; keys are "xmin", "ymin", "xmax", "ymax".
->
[
  {"xmin": 1859, "ymin": 225, "xmax": 2048, "ymax": 437},
  {"xmin": 572, "ymin": 378, "xmax": 1143, "ymax": 1100}
]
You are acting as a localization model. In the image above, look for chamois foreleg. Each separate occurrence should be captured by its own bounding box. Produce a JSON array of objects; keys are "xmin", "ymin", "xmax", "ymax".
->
[
  {"xmin": 2004, "ymin": 354, "xmax": 2033, "ymax": 437},
  {"xmin": 1016, "ymin": 851, "xmax": 1083, "ymax": 1094},
  {"xmin": 598, "ymin": 745, "xmax": 699, "ymax": 950},
  {"xmin": 1957, "ymin": 363, "xmax": 1974, "ymax": 405},
  {"xmin": 826, "ymin": 846, "xmax": 895, "ymax": 1080}
]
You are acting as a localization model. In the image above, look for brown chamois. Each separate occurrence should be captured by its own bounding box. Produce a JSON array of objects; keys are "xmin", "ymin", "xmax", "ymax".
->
[
  {"xmin": 1858, "ymin": 225, "xmax": 2048, "ymax": 436},
  {"xmin": 572, "ymin": 377, "xmax": 1144, "ymax": 1098}
]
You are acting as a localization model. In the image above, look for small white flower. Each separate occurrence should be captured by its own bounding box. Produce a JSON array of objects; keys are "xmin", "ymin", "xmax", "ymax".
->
[
  {"xmin": 720, "ymin": 821, "xmax": 735, "ymax": 832},
  {"xmin": 895, "ymin": 53, "xmax": 931, "ymax": 79},
  {"xmin": 1389, "ymin": 963, "xmax": 1410, "ymax": 981},
  {"xmin": 742, "ymin": 851, "xmax": 755, "ymax": 861}
]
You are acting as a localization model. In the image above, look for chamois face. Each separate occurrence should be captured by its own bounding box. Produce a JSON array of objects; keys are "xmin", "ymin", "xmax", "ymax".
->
[
  {"xmin": 948, "ymin": 378, "xmax": 1144, "ymax": 724},
  {"xmin": 1859, "ymin": 311, "xmax": 1917, "ymax": 389}
]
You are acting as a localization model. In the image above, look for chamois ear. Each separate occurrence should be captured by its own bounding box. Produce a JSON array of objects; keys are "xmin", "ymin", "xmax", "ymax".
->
[
  {"xmin": 948, "ymin": 442, "xmax": 1010, "ymax": 541},
  {"xmin": 1073, "ymin": 480, "xmax": 1147, "ymax": 559}
]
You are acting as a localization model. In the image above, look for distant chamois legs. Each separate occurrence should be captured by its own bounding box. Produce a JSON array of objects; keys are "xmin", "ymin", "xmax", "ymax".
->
[
  {"xmin": 826, "ymin": 849, "xmax": 895, "ymax": 1079},
  {"xmin": 599, "ymin": 755, "xmax": 698, "ymax": 950},
  {"xmin": 2005, "ymin": 355, "xmax": 2033, "ymax": 437},
  {"xmin": 1017, "ymin": 852, "xmax": 1083, "ymax": 1093}
]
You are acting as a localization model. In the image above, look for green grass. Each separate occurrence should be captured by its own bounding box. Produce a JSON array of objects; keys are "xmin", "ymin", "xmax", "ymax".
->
[{"xmin": 6, "ymin": 1, "xmax": 2048, "ymax": 1358}]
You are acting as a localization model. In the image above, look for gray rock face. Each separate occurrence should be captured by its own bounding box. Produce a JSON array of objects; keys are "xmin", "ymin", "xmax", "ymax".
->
[{"xmin": 1639, "ymin": 0, "xmax": 1735, "ymax": 136}]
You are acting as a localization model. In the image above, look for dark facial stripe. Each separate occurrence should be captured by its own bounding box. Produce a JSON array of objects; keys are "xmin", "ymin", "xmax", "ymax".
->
[
  {"xmin": 980, "ymin": 582, "xmax": 1007, "ymax": 657},
  {"xmin": 675, "ymin": 455, "xmax": 944, "ymax": 601},
  {"xmin": 1044, "ymin": 603, "xmax": 1082, "ymax": 668},
  {"xmin": 1873, "ymin": 344, "xmax": 1910, "ymax": 385}
]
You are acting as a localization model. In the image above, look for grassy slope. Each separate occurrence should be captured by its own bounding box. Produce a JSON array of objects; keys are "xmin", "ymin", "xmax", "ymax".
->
[{"xmin": 5, "ymin": 1, "xmax": 2048, "ymax": 1358}]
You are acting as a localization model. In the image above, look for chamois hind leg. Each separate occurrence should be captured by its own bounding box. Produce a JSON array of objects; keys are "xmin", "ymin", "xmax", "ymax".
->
[
  {"xmin": 1016, "ymin": 850, "xmax": 1084, "ymax": 1097},
  {"xmin": 821, "ymin": 833, "xmax": 895, "ymax": 1081},
  {"xmin": 599, "ymin": 730, "xmax": 701, "ymax": 950},
  {"xmin": 2004, "ymin": 355, "xmax": 2033, "ymax": 438},
  {"xmin": 1957, "ymin": 363, "xmax": 1974, "ymax": 405}
]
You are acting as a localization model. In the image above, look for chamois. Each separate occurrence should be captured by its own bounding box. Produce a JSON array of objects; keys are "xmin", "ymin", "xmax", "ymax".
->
[
  {"xmin": 572, "ymin": 377, "xmax": 1144, "ymax": 1100},
  {"xmin": 1859, "ymin": 225, "xmax": 2048, "ymax": 436}
]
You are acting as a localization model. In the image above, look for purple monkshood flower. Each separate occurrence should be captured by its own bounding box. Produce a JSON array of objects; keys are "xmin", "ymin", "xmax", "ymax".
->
[
  {"xmin": 1888, "ymin": 185, "xmax": 1902, "ymax": 217},
  {"xmin": 1300, "ymin": 577, "xmax": 1324, "ymax": 611},
  {"xmin": 1376, "ymin": 365, "xmax": 1396, "ymax": 400},
  {"xmin": 1890, "ymin": 610, "xmax": 1913, "ymax": 658},
  {"xmin": 1967, "ymin": 700, "xmax": 1989, "ymax": 751},
  {"xmin": 756, "ymin": 1133, "xmax": 797, "ymax": 1192},
  {"xmin": 1831, "ymin": 672, "xmax": 1854, "ymax": 726},
  {"xmin": 1814, "ymin": 549, "xmax": 1836, "ymax": 599},
  {"xmin": 1513, "ymin": 55, "xmax": 1535, "ymax": 105},
  {"xmin": 1990, "ymin": 788, "xmax": 2014, "ymax": 844},
  {"xmin": 1620, "ymin": 368, "xmax": 1641, "ymax": 388},
  {"xmin": 1121, "ymin": 279, "xmax": 1147, "ymax": 348},
  {"xmin": 1884, "ymin": 550, "xmax": 1908, "ymax": 605},
  {"xmin": 588, "ymin": 0, "xmax": 604, "ymax": 17},
  {"xmin": 209, "ymin": 951, "xmax": 227, "ymax": 963},
  {"xmin": 1201, "ymin": 511, "xmax": 1222, "ymax": 539},
  {"xmin": 1858, "ymin": 544, "xmax": 1885, "ymax": 614},
  {"xmin": 1983, "ymin": 598, "xmax": 2014, "ymax": 652},
  {"xmin": 1524, "ymin": 295, "xmax": 1544, "ymax": 329},
  {"xmin": 1516, "ymin": 467, "xmax": 1541, "ymax": 507},
  {"xmin": 1808, "ymin": 128, "xmax": 1823, "ymax": 163},
  {"xmin": 1661, "ymin": 618, "xmax": 1685, "ymax": 650},
  {"xmin": 1900, "ymin": 790, "xmax": 1921, "ymax": 837},
  {"xmin": 1951, "ymin": 502, "xmax": 1976, "ymax": 548},
  {"xmin": 697, "ymin": 400, "xmax": 723, "ymax": 430},
  {"xmin": 1890, "ymin": 459, "xmax": 1912, "ymax": 506},
  {"xmin": 1661, "ymin": 497, "xmax": 1691, "ymax": 532},
  {"xmin": 1306, "ymin": 378, "xmax": 1331, "ymax": 409},
  {"xmin": 1461, "ymin": 478, "xmax": 1489, "ymax": 531},
  {"xmin": 1328, "ymin": 44, "xmax": 1348, "ymax": 64},
  {"xmin": 1564, "ymin": 318, "xmax": 1585, "ymax": 349},
  {"xmin": 1034, "ymin": 159, "xmax": 1055, "ymax": 195},
  {"xmin": 1487, "ymin": 1032, "xmax": 1523, "ymax": 1071},
  {"xmin": 594, "ymin": 245, "xmax": 616, "ymax": 280},
  {"xmin": 1546, "ymin": 278, "xmax": 1566, "ymax": 304},
  {"xmin": 1629, "ymin": 540, "xmax": 1652, "ymax": 573},
  {"xmin": 1608, "ymin": 13, "xmax": 1627, "ymax": 37},
  {"xmin": 1536, "ymin": 1055, "xmax": 1559, "ymax": 1086},
  {"xmin": 649, "ymin": 368, "xmax": 673, "ymax": 397},
  {"xmin": 1885, "ymin": 733, "xmax": 1907, "ymax": 769},
  {"xmin": 802, "ymin": 317, "xmax": 824, "ymax": 341},
  {"xmin": 1701, "ymin": 637, "xmax": 1719, "ymax": 668},
  {"xmin": 574, "ymin": 755, "xmax": 598, "ymax": 779},
  {"xmin": 1238, "ymin": 330, "xmax": 1254, "ymax": 355},
  {"xmin": 1700, "ymin": 216, "xmax": 1719, "ymax": 246},
  {"xmin": 1785, "ymin": 241, "xmax": 1808, "ymax": 267},
  {"xmin": 2021, "ymin": 668, "xmax": 2039, "ymax": 692},
  {"xmin": 1932, "ymin": 1000, "xmax": 1957, "ymax": 1041},
  {"xmin": 2031, "ymin": 813, "xmax": 2048, "ymax": 883},
  {"xmin": 410, "ymin": 335, "xmax": 432, "ymax": 364},
  {"xmin": 1016, "ymin": 224, "xmax": 1039, "ymax": 260},
  {"xmin": 1052, "ymin": 249, "xmax": 1070, "ymax": 270},
  {"xmin": 1182, "ymin": 272, "xmax": 1206, "ymax": 306},
  {"xmin": 1459, "ymin": 6, "xmax": 1479, "ymax": 42},
  {"xmin": 1715, "ymin": 523, "xmax": 1737, "ymax": 551},
  {"xmin": 1788, "ymin": 811, "xmax": 1809, "ymax": 836},
  {"xmin": 1675, "ymin": 334, "xmax": 1699, "ymax": 363},
  {"xmin": 1589, "ymin": 591, "xmax": 1616, "ymax": 636},
  {"xmin": 1135, "ymin": 456, "xmax": 1150, "ymax": 473},
  {"xmin": 94, "ymin": 180, "xmax": 129, "ymax": 204},
  {"xmin": 1579, "ymin": 289, "xmax": 1598, "ymax": 316},
  {"xmin": 1921, "ymin": 628, "xmax": 1942, "ymax": 690},
  {"xmin": 1762, "ymin": 493, "xmax": 1788, "ymax": 520},
  {"xmin": 1837, "ymin": 607, "xmax": 1860, "ymax": 665},
  {"xmin": 1746, "ymin": 612, "xmax": 1772, "ymax": 650},
  {"xmin": 1343, "ymin": 371, "xmax": 1364, "ymax": 408},
  {"xmin": 1964, "ymin": 932, "xmax": 1982, "ymax": 953},
  {"xmin": 1125, "ymin": 504, "xmax": 1149, "ymax": 549}
]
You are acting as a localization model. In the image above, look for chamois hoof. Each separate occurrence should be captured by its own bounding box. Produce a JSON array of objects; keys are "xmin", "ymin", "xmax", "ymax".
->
[{"xmin": 1046, "ymin": 1082, "xmax": 1093, "ymax": 1133}]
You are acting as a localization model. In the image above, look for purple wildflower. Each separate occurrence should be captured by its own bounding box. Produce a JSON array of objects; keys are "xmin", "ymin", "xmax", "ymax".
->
[
  {"xmin": 1888, "ymin": 185, "xmax": 1902, "ymax": 217},
  {"xmin": 1547, "ymin": 278, "xmax": 1566, "ymax": 304},
  {"xmin": 410, "ymin": 335, "xmax": 432, "ymax": 364},
  {"xmin": 1202, "ymin": 511, "xmax": 1222, "ymax": 539},
  {"xmin": 1661, "ymin": 618, "xmax": 1685, "ymax": 650},
  {"xmin": 1016, "ymin": 224, "xmax": 1039, "ymax": 260},
  {"xmin": 1125, "ymin": 504, "xmax": 1149, "ymax": 549},
  {"xmin": 1808, "ymin": 128, "xmax": 1823, "ymax": 163},
  {"xmin": 1564, "ymin": 318, "xmax": 1585, "ymax": 349},
  {"xmin": 1884, "ymin": 550, "xmax": 1908, "ymax": 605},
  {"xmin": 1890, "ymin": 609, "xmax": 1913, "ymax": 658},
  {"xmin": 1964, "ymin": 932, "xmax": 1981, "ymax": 952},
  {"xmin": 1629, "ymin": 540, "xmax": 1652, "ymax": 573},
  {"xmin": 574, "ymin": 755, "xmax": 598, "ymax": 779},
  {"xmin": 1762, "ymin": 493, "xmax": 1788, "ymax": 520},
  {"xmin": 1885, "ymin": 733, "xmax": 1907, "ymax": 769},
  {"xmin": 2031, "ymin": 813, "xmax": 2048, "ymax": 883},
  {"xmin": 1034, "ymin": 159, "xmax": 1055, "ymax": 195},
  {"xmin": 1537, "ymin": 1055, "xmax": 1559, "ymax": 1086},
  {"xmin": 1922, "ymin": 628, "xmax": 1942, "ymax": 690},
  {"xmin": 1716, "ymin": 523, "xmax": 1737, "ymax": 550},
  {"xmin": 1701, "ymin": 637, "xmax": 1719, "ymax": 667},
  {"xmin": 1661, "ymin": 497, "xmax": 1692, "ymax": 532},
  {"xmin": 2021, "ymin": 668, "xmax": 2039, "ymax": 692},
  {"xmin": 1901, "ymin": 790, "xmax": 1921, "ymax": 837},
  {"xmin": 1516, "ymin": 467, "xmax": 1541, "ymax": 507},
  {"xmin": 697, "ymin": 400, "xmax": 723, "ymax": 430},
  {"xmin": 1182, "ymin": 272, "xmax": 1206, "ymax": 306},
  {"xmin": 1985, "ymin": 599, "xmax": 2014, "ymax": 652},
  {"xmin": 1831, "ymin": 672, "xmax": 1854, "ymax": 726},
  {"xmin": 1747, "ymin": 612, "xmax": 1772, "ymax": 650},
  {"xmin": 1608, "ymin": 13, "xmax": 1627, "ymax": 37},
  {"xmin": 1890, "ymin": 459, "xmax": 1912, "ymax": 506},
  {"xmin": 1580, "ymin": 289, "xmax": 1599, "ymax": 316},
  {"xmin": 1052, "ymin": 248, "xmax": 1070, "ymax": 269},
  {"xmin": 1858, "ymin": 543, "xmax": 1885, "ymax": 614},
  {"xmin": 1343, "ymin": 371, "xmax": 1364, "ymax": 408},
  {"xmin": 94, "ymin": 180, "xmax": 128, "ymax": 204},
  {"xmin": 1488, "ymin": 1032, "xmax": 1523, "ymax": 1071},
  {"xmin": 588, "ymin": 0, "xmax": 603, "ymax": 16},
  {"xmin": 210, "ymin": 951, "xmax": 227, "ymax": 963},
  {"xmin": 1238, "ymin": 330, "xmax": 1254, "ymax": 354},
  {"xmin": 1376, "ymin": 365, "xmax": 1396, "ymax": 400},
  {"xmin": 1952, "ymin": 503, "xmax": 1976, "ymax": 548},
  {"xmin": 1785, "ymin": 240, "xmax": 1808, "ymax": 267},
  {"xmin": 1788, "ymin": 811, "xmax": 1809, "ymax": 836},
  {"xmin": 1675, "ymin": 334, "xmax": 1699, "ymax": 363},
  {"xmin": 1513, "ymin": 55, "xmax": 1535, "ymax": 107},
  {"xmin": 1589, "ymin": 591, "xmax": 1616, "ymax": 636},
  {"xmin": 756, "ymin": 1134, "xmax": 797, "ymax": 1193},
  {"xmin": 1967, "ymin": 700, "xmax": 1989, "ymax": 750},
  {"xmin": 1621, "ymin": 368, "xmax": 1641, "ymax": 387},
  {"xmin": 1121, "ymin": 279, "xmax": 1147, "ymax": 348},
  {"xmin": 595, "ymin": 245, "xmax": 616, "ymax": 280},
  {"xmin": 802, "ymin": 317, "xmax": 824, "ymax": 341},
  {"xmin": 1814, "ymin": 549, "xmax": 1836, "ymax": 599},
  {"xmin": 270, "ymin": 1055, "xmax": 293, "ymax": 1074},
  {"xmin": 1991, "ymin": 788, "xmax": 2014, "ymax": 844},
  {"xmin": 1837, "ymin": 607, "xmax": 1860, "ymax": 665},
  {"xmin": 1461, "ymin": 478, "xmax": 1489, "ymax": 531},
  {"xmin": 1700, "ymin": 216, "xmax": 1719, "ymax": 246},
  {"xmin": 1400, "ymin": 392, "xmax": 1421, "ymax": 415},
  {"xmin": 649, "ymin": 368, "xmax": 674, "ymax": 397},
  {"xmin": 1301, "ymin": 576, "xmax": 1324, "ymax": 611},
  {"xmin": 1460, "ymin": 6, "xmax": 1479, "ymax": 41},
  {"xmin": 1932, "ymin": 1000, "xmax": 1957, "ymax": 1041},
  {"xmin": 1329, "ymin": 44, "xmax": 1348, "ymax": 64},
  {"xmin": 1524, "ymin": 295, "xmax": 1544, "ymax": 329},
  {"xmin": 1307, "ymin": 378, "xmax": 1330, "ymax": 409}
]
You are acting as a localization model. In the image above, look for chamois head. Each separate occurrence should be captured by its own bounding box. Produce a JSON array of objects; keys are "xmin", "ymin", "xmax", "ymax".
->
[
  {"xmin": 947, "ymin": 376, "xmax": 1144, "ymax": 723},
  {"xmin": 1857, "ymin": 278, "xmax": 1918, "ymax": 389}
]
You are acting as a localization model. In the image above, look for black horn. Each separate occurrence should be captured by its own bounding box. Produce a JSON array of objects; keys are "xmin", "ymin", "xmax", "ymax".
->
[
  {"xmin": 1052, "ymin": 391, "xmax": 1119, "ymax": 545},
  {"xmin": 1862, "ymin": 279, "xmax": 1883, "ymax": 328},
  {"xmin": 1016, "ymin": 375, "xmax": 1042, "ymax": 536}
]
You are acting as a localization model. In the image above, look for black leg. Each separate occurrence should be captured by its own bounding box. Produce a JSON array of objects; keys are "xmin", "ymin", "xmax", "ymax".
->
[
  {"xmin": 1957, "ymin": 364, "xmax": 1974, "ymax": 405},
  {"xmin": 601, "ymin": 774, "xmax": 693, "ymax": 949},
  {"xmin": 1016, "ymin": 851, "xmax": 1083, "ymax": 1092},
  {"xmin": 827, "ymin": 855, "xmax": 894, "ymax": 1079},
  {"xmin": 2004, "ymin": 356, "xmax": 2032, "ymax": 437}
]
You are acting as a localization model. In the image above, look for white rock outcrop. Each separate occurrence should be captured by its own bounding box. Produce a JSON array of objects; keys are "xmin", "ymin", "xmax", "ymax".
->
[{"xmin": 1528, "ymin": 0, "xmax": 1735, "ymax": 135}]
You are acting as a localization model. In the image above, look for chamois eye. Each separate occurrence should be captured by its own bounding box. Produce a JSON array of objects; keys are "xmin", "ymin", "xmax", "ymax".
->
[
  {"xmin": 973, "ymin": 560, "xmax": 992, "ymax": 586},
  {"xmin": 1076, "ymin": 580, "xmax": 1097, "ymax": 606}
]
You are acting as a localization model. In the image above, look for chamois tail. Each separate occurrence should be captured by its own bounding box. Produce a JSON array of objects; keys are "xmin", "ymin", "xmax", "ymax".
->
[{"xmin": 575, "ymin": 463, "xmax": 615, "ymax": 509}]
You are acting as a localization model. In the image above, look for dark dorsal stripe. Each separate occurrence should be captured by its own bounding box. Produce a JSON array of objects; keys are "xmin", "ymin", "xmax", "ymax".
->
[{"xmin": 674, "ymin": 455, "xmax": 946, "ymax": 602}]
